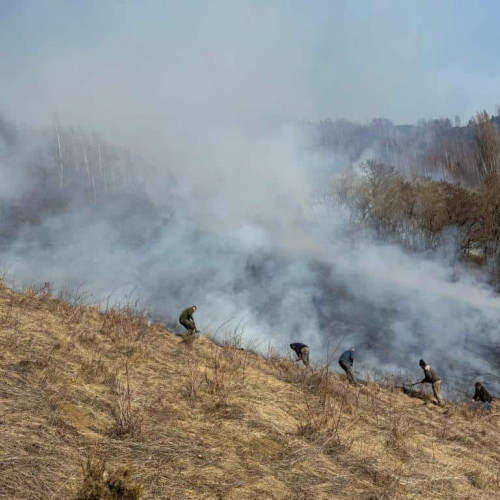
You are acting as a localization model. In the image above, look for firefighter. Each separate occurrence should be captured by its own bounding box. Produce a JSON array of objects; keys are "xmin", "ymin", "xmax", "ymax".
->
[
  {"xmin": 411, "ymin": 359, "xmax": 443, "ymax": 406},
  {"xmin": 290, "ymin": 343, "xmax": 310, "ymax": 367},
  {"xmin": 471, "ymin": 381, "xmax": 494, "ymax": 413},
  {"xmin": 179, "ymin": 306, "xmax": 198, "ymax": 334},
  {"xmin": 339, "ymin": 347, "xmax": 356, "ymax": 384}
]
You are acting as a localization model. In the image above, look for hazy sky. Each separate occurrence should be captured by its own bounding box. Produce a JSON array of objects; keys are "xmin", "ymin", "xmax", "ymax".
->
[{"xmin": 1, "ymin": 0, "xmax": 500, "ymax": 158}]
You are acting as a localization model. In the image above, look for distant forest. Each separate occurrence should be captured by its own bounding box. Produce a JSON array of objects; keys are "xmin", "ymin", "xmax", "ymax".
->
[
  {"xmin": 313, "ymin": 111, "xmax": 500, "ymax": 287},
  {"xmin": 0, "ymin": 115, "xmax": 175, "ymax": 248}
]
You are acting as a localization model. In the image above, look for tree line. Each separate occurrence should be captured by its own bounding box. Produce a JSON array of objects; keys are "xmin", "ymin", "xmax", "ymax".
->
[
  {"xmin": 0, "ymin": 114, "xmax": 157, "ymax": 245},
  {"xmin": 315, "ymin": 109, "xmax": 500, "ymax": 187},
  {"xmin": 332, "ymin": 111, "xmax": 500, "ymax": 287}
]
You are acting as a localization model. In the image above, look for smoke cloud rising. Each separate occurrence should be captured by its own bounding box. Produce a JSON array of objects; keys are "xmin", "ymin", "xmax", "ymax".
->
[
  {"xmin": 2, "ymin": 115, "xmax": 499, "ymax": 398},
  {"xmin": 1, "ymin": 1, "xmax": 500, "ymax": 397}
]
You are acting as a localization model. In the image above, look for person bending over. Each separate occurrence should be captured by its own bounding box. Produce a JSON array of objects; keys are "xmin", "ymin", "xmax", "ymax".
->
[{"xmin": 290, "ymin": 343, "xmax": 310, "ymax": 367}]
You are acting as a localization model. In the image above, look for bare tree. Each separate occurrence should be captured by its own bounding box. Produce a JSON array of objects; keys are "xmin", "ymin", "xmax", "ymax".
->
[
  {"xmin": 474, "ymin": 111, "xmax": 500, "ymax": 177},
  {"xmin": 53, "ymin": 114, "xmax": 65, "ymax": 190}
]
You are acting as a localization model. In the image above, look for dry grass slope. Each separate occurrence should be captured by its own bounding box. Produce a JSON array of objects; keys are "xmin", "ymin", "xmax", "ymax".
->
[{"xmin": 0, "ymin": 282, "xmax": 499, "ymax": 499}]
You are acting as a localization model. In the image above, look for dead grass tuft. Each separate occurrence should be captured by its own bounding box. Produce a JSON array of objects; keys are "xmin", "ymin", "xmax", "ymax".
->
[
  {"xmin": 76, "ymin": 445, "xmax": 143, "ymax": 499},
  {"xmin": 384, "ymin": 414, "xmax": 414, "ymax": 461}
]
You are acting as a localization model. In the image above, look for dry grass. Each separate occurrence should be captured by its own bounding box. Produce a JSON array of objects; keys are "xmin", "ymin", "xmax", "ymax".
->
[
  {"xmin": 1, "ymin": 281, "xmax": 500, "ymax": 499},
  {"xmin": 76, "ymin": 444, "xmax": 143, "ymax": 499}
]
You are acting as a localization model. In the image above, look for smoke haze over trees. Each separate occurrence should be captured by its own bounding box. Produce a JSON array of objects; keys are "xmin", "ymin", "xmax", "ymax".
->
[
  {"xmin": 1, "ymin": 110, "xmax": 500, "ymax": 397},
  {"xmin": 2, "ymin": 1, "xmax": 500, "ymax": 398}
]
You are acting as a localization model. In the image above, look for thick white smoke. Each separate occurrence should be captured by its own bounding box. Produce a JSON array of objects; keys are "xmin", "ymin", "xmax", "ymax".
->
[
  {"xmin": 1, "ymin": 1, "xmax": 500, "ymax": 398},
  {"xmin": 1, "ymin": 118, "xmax": 499, "ymax": 399}
]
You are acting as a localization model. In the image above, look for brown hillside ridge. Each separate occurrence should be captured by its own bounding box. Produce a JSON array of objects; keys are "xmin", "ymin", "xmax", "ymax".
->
[{"xmin": 0, "ymin": 282, "xmax": 499, "ymax": 499}]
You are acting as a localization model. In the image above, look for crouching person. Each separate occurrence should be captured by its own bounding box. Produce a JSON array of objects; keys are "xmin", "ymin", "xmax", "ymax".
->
[
  {"xmin": 290, "ymin": 343, "xmax": 310, "ymax": 367},
  {"xmin": 179, "ymin": 306, "xmax": 199, "ymax": 335},
  {"xmin": 471, "ymin": 382, "xmax": 494, "ymax": 414}
]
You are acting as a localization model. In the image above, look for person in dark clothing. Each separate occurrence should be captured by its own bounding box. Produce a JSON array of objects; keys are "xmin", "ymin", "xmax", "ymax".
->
[
  {"xmin": 471, "ymin": 382, "xmax": 494, "ymax": 413},
  {"xmin": 290, "ymin": 343, "xmax": 310, "ymax": 367},
  {"xmin": 472, "ymin": 382, "xmax": 493, "ymax": 403},
  {"xmin": 339, "ymin": 347, "xmax": 356, "ymax": 384},
  {"xmin": 411, "ymin": 359, "xmax": 443, "ymax": 406},
  {"xmin": 179, "ymin": 306, "xmax": 198, "ymax": 334}
]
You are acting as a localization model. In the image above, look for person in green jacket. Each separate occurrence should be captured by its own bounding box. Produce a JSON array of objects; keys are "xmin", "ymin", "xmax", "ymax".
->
[
  {"xmin": 411, "ymin": 359, "xmax": 443, "ymax": 406},
  {"xmin": 179, "ymin": 306, "xmax": 198, "ymax": 334}
]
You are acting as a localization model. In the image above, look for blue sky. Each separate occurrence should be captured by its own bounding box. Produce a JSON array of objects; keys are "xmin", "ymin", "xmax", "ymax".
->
[{"xmin": 1, "ymin": 0, "xmax": 500, "ymax": 153}]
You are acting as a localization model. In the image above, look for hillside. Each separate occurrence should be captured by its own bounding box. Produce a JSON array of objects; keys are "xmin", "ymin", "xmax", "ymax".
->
[{"xmin": 0, "ymin": 283, "xmax": 499, "ymax": 500}]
